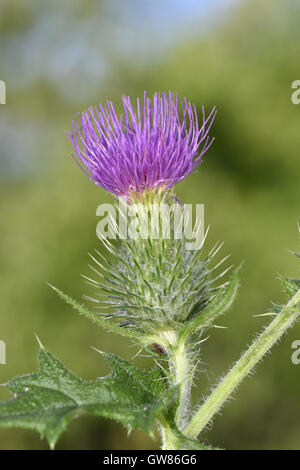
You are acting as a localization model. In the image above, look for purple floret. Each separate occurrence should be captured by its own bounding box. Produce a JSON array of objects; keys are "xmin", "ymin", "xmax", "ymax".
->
[{"xmin": 66, "ymin": 92, "xmax": 216, "ymax": 197}]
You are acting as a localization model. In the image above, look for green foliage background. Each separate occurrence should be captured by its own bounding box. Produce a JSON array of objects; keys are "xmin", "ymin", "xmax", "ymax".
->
[{"xmin": 0, "ymin": 0, "xmax": 300, "ymax": 449}]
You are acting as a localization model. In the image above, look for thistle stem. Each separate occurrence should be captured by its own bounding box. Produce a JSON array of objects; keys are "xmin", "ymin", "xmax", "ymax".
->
[
  {"xmin": 159, "ymin": 417, "xmax": 181, "ymax": 450},
  {"xmin": 183, "ymin": 288, "xmax": 300, "ymax": 439},
  {"xmin": 172, "ymin": 339, "xmax": 191, "ymax": 430}
]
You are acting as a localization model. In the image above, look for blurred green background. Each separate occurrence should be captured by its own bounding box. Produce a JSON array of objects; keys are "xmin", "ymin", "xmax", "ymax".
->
[{"xmin": 0, "ymin": 0, "xmax": 300, "ymax": 450}]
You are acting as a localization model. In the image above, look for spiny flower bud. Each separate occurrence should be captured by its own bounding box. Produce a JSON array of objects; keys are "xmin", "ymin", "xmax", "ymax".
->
[{"xmin": 66, "ymin": 92, "xmax": 230, "ymax": 349}]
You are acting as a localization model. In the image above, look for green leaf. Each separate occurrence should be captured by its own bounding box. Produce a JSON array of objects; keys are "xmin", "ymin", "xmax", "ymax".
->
[
  {"xmin": 101, "ymin": 351, "xmax": 167, "ymax": 399},
  {"xmin": 280, "ymin": 276, "xmax": 300, "ymax": 297},
  {"xmin": 173, "ymin": 429, "xmax": 219, "ymax": 450},
  {"xmin": 49, "ymin": 284, "xmax": 143, "ymax": 340},
  {"xmin": 181, "ymin": 265, "xmax": 242, "ymax": 339},
  {"xmin": 281, "ymin": 232, "xmax": 300, "ymax": 297},
  {"xmin": 0, "ymin": 347, "xmax": 178, "ymax": 448},
  {"xmin": 161, "ymin": 418, "xmax": 221, "ymax": 450}
]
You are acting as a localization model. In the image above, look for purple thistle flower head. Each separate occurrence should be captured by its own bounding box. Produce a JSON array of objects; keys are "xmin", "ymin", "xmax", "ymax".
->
[{"xmin": 66, "ymin": 92, "xmax": 216, "ymax": 198}]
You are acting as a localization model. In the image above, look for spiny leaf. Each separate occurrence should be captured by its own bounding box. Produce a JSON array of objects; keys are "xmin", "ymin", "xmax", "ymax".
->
[
  {"xmin": 175, "ymin": 432, "xmax": 216, "ymax": 450},
  {"xmin": 165, "ymin": 421, "xmax": 220, "ymax": 450},
  {"xmin": 288, "ymin": 250, "xmax": 300, "ymax": 259},
  {"xmin": 281, "ymin": 232, "xmax": 300, "ymax": 297},
  {"xmin": 280, "ymin": 276, "xmax": 300, "ymax": 297},
  {"xmin": 181, "ymin": 265, "xmax": 242, "ymax": 339},
  {"xmin": 0, "ymin": 348, "xmax": 178, "ymax": 448},
  {"xmin": 102, "ymin": 351, "xmax": 167, "ymax": 398},
  {"xmin": 49, "ymin": 284, "xmax": 143, "ymax": 340}
]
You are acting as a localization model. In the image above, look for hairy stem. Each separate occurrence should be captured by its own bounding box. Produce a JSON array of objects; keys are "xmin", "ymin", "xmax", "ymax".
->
[
  {"xmin": 171, "ymin": 339, "xmax": 191, "ymax": 430},
  {"xmin": 159, "ymin": 417, "xmax": 181, "ymax": 450},
  {"xmin": 184, "ymin": 288, "xmax": 300, "ymax": 439}
]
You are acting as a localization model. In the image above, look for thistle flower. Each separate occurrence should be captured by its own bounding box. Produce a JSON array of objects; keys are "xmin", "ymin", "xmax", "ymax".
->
[
  {"xmin": 67, "ymin": 92, "xmax": 216, "ymax": 198},
  {"xmin": 65, "ymin": 91, "xmax": 225, "ymax": 341}
]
